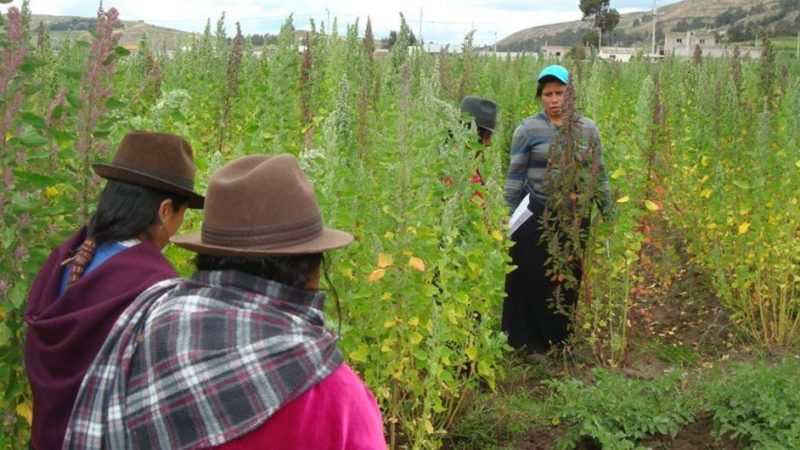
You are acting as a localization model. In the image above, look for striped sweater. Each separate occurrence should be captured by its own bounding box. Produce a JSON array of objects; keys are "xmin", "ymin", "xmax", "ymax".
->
[{"xmin": 503, "ymin": 112, "xmax": 611, "ymax": 210}]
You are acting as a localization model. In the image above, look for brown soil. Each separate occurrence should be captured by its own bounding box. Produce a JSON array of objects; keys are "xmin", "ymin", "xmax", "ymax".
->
[{"xmin": 640, "ymin": 412, "xmax": 744, "ymax": 450}]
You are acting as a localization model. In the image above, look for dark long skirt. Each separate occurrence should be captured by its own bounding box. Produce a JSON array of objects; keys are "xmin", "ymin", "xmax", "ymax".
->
[{"xmin": 502, "ymin": 198, "xmax": 584, "ymax": 354}]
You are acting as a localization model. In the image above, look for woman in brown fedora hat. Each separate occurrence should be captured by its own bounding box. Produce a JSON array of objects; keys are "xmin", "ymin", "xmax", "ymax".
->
[
  {"xmin": 24, "ymin": 131, "xmax": 204, "ymax": 450},
  {"xmin": 62, "ymin": 154, "xmax": 386, "ymax": 450}
]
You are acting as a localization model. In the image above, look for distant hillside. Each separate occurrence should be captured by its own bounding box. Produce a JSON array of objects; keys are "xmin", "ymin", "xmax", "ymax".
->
[
  {"xmin": 497, "ymin": 0, "xmax": 800, "ymax": 51},
  {"xmin": 31, "ymin": 14, "xmax": 197, "ymax": 49}
]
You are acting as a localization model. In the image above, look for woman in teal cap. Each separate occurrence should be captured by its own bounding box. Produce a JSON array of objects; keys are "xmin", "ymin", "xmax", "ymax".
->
[{"xmin": 501, "ymin": 64, "xmax": 610, "ymax": 356}]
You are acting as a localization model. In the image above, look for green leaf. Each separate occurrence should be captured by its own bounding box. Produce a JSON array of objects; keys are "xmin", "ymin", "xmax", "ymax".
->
[
  {"xmin": 170, "ymin": 108, "xmax": 187, "ymax": 121},
  {"xmin": 8, "ymin": 284, "xmax": 27, "ymax": 309},
  {"xmin": 1, "ymin": 227, "xmax": 15, "ymax": 250},
  {"xmin": 105, "ymin": 98, "xmax": 125, "ymax": 110},
  {"xmin": 59, "ymin": 66, "xmax": 83, "ymax": 80},
  {"xmin": 114, "ymin": 46, "xmax": 131, "ymax": 56},
  {"xmin": 12, "ymin": 170, "xmax": 55, "ymax": 188},
  {"xmin": 66, "ymin": 92, "xmax": 83, "ymax": 108},
  {"xmin": 20, "ymin": 112, "xmax": 46, "ymax": 129},
  {"xmin": 102, "ymin": 53, "xmax": 118, "ymax": 65},
  {"xmin": 732, "ymin": 180, "xmax": 750, "ymax": 190},
  {"xmin": 24, "ymin": 82, "xmax": 45, "ymax": 95},
  {"xmin": 52, "ymin": 104, "xmax": 65, "ymax": 120},
  {"xmin": 0, "ymin": 324, "xmax": 12, "ymax": 347},
  {"xmin": 19, "ymin": 56, "xmax": 46, "ymax": 74},
  {"xmin": 17, "ymin": 132, "xmax": 48, "ymax": 147}
]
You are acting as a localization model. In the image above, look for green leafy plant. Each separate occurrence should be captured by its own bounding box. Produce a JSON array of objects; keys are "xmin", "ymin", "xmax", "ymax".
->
[
  {"xmin": 704, "ymin": 360, "xmax": 800, "ymax": 448},
  {"xmin": 545, "ymin": 369, "xmax": 696, "ymax": 449}
]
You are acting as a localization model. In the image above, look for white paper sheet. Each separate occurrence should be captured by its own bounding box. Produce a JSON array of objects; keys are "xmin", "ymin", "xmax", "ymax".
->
[{"xmin": 508, "ymin": 194, "xmax": 533, "ymax": 237}]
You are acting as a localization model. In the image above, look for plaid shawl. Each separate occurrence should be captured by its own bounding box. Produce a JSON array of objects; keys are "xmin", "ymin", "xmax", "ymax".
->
[{"xmin": 63, "ymin": 270, "xmax": 342, "ymax": 450}]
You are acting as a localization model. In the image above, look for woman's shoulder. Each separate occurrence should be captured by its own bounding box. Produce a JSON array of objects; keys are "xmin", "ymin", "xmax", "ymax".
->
[
  {"xmin": 578, "ymin": 115, "xmax": 599, "ymax": 131},
  {"xmin": 515, "ymin": 112, "xmax": 549, "ymax": 134}
]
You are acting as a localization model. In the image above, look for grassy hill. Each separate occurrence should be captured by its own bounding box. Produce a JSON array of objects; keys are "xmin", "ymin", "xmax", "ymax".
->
[
  {"xmin": 497, "ymin": 0, "xmax": 800, "ymax": 51},
  {"xmin": 31, "ymin": 14, "xmax": 197, "ymax": 49}
]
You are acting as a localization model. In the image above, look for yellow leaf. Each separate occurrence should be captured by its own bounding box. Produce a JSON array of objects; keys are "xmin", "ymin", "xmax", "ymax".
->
[
  {"xmin": 16, "ymin": 402, "xmax": 32, "ymax": 426},
  {"xmin": 409, "ymin": 331, "xmax": 423, "ymax": 345},
  {"xmin": 796, "ymin": 160, "xmax": 800, "ymax": 169},
  {"xmin": 45, "ymin": 186, "xmax": 60, "ymax": 198},
  {"xmin": 381, "ymin": 292, "xmax": 392, "ymax": 300},
  {"xmin": 701, "ymin": 155, "xmax": 709, "ymax": 167},
  {"xmin": 551, "ymin": 417, "xmax": 561, "ymax": 426},
  {"xmin": 442, "ymin": 355, "xmax": 451, "ymax": 365},
  {"xmin": 610, "ymin": 167, "xmax": 626, "ymax": 179},
  {"xmin": 738, "ymin": 222, "xmax": 750, "ymax": 234},
  {"xmin": 377, "ymin": 252, "xmax": 394, "ymax": 268},
  {"xmin": 424, "ymin": 419, "xmax": 434, "ymax": 434},
  {"xmin": 384, "ymin": 231, "xmax": 395, "ymax": 239},
  {"xmin": 409, "ymin": 317, "xmax": 419, "ymax": 327},
  {"xmin": 384, "ymin": 319, "xmax": 396, "ymax": 328},
  {"xmin": 349, "ymin": 344, "xmax": 369, "ymax": 363},
  {"xmin": 700, "ymin": 189, "xmax": 712, "ymax": 199},
  {"xmin": 465, "ymin": 346, "xmax": 478, "ymax": 361},
  {"xmin": 491, "ymin": 229, "xmax": 503, "ymax": 241},
  {"xmin": 368, "ymin": 269, "xmax": 386, "ymax": 282},
  {"xmin": 616, "ymin": 195, "xmax": 630, "ymax": 203},
  {"xmin": 644, "ymin": 200, "xmax": 660, "ymax": 211},
  {"xmin": 340, "ymin": 267, "xmax": 355, "ymax": 280},
  {"xmin": 409, "ymin": 256, "xmax": 425, "ymax": 272}
]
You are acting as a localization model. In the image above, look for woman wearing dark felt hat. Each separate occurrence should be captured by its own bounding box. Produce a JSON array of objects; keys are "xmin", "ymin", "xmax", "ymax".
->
[
  {"xmin": 63, "ymin": 154, "xmax": 385, "ymax": 449},
  {"xmin": 24, "ymin": 131, "xmax": 204, "ymax": 450}
]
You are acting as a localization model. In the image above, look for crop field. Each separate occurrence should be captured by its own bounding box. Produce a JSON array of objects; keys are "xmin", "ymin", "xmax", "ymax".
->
[{"xmin": 2, "ymin": 6, "xmax": 799, "ymax": 449}]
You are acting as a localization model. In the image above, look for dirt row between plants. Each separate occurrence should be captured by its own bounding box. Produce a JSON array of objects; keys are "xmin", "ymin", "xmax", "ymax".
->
[{"xmin": 506, "ymin": 237, "xmax": 749, "ymax": 449}]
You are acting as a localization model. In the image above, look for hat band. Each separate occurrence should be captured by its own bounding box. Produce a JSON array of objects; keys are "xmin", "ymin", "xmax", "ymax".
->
[
  {"xmin": 110, "ymin": 162, "xmax": 195, "ymax": 191},
  {"xmin": 201, "ymin": 214, "xmax": 324, "ymax": 249}
]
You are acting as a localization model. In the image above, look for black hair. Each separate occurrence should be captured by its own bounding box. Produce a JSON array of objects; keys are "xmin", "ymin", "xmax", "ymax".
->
[
  {"xmin": 88, "ymin": 179, "xmax": 189, "ymax": 244},
  {"xmin": 195, "ymin": 253, "xmax": 323, "ymax": 289},
  {"xmin": 477, "ymin": 126, "xmax": 492, "ymax": 143},
  {"xmin": 195, "ymin": 252, "xmax": 342, "ymax": 331},
  {"xmin": 536, "ymin": 75, "xmax": 566, "ymax": 98}
]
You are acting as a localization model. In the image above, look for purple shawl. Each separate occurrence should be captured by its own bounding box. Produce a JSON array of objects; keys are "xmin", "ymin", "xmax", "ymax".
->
[{"xmin": 24, "ymin": 227, "xmax": 177, "ymax": 450}]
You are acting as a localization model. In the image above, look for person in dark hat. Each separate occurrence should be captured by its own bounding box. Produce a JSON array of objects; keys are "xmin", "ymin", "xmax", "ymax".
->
[
  {"xmin": 24, "ymin": 131, "xmax": 204, "ymax": 450},
  {"xmin": 460, "ymin": 95, "xmax": 497, "ymax": 147},
  {"xmin": 62, "ymin": 154, "xmax": 386, "ymax": 450},
  {"xmin": 443, "ymin": 96, "xmax": 498, "ymax": 198}
]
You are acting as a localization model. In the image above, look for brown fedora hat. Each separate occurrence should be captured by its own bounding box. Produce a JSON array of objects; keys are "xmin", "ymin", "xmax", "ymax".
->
[
  {"xmin": 93, "ymin": 131, "xmax": 205, "ymax": 208},
  {"xmin": 171, "ymin": 154, "xmax": 353, "ymax": 256}
]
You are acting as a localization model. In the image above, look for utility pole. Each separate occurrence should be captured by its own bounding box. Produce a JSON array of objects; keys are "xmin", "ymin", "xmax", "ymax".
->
[
  {"xmin": 418, "ymin": 7, "xmax": 423, "ymax": 50},
  {"xmin": 651, "ymin": 0, "xmax": 658, "ymax": 58},
  {"xmin": 494, "ymin": 31, "xmax": 497, "ymax": 55}
]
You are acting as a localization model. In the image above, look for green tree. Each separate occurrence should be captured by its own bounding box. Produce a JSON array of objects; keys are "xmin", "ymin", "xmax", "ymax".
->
[{"xmin": 579, "ymin": 0, "xmax": 620, "ymax": 49}]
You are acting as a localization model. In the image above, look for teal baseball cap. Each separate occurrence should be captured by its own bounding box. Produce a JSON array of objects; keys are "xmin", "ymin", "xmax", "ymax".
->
[{"xmin": 537, "ymin": 65, "xmax": 569, "ymax": 84}]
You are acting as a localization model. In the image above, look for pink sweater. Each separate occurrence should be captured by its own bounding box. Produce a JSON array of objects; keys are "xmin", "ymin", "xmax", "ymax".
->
[{"xmin": 214, "ymin": 364, "xmax": 387, "ymax": 449}]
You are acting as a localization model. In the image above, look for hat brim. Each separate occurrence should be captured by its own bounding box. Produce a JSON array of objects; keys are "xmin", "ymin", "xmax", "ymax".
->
[
  {"xmin": 475, "ymin": 120, "xmax": 496, "ymax": 134},
  {"xmin": 170, "ymin": 228, "xmax": 354, "ymax": 256},
  {"xmin": 93, "ymin": 164, "xmax": 205, "ymax": 209}
]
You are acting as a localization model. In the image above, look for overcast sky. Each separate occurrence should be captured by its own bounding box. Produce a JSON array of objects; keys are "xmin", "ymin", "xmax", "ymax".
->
[{"xmin": 3, "ymin": 0, "xmax": 682, "ymax": 46}]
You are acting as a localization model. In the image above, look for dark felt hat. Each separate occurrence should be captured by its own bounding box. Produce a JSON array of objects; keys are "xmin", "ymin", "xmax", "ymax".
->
[
  {"xmin": 171, "ymin": 154, "xmax": 353, "ymax": 256},
  {"xmin": 460, "ymin": 96, "xmax": 498, "ymax": 133},
  {"xmin": 93, "ymin": 131, "xmax": 204, "ymax": 208}
]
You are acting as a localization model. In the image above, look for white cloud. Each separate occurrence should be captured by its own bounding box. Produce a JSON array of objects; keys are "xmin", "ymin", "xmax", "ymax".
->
[{"xmin": 2, "ymin": 0, "xmax": 680, "ymax": 46}]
